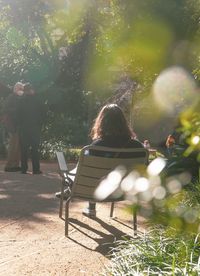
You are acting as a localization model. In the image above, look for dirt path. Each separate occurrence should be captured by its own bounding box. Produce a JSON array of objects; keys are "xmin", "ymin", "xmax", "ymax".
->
[{"xmin": 0, "ymin": 160, "xmax": 144, "ymax": 275}]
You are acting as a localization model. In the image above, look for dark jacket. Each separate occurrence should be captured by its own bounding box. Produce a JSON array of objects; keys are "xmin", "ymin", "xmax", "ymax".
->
[
  {"xmin": 90, "ymin": 136, "xmax": 144, "ymax": 157},
  {"xmin": 17, "ymin": 94, "xmax": 45, "ymax": 133},
  {"xmin": 92, "ymin": 136, "xmax": 144, "ymax": 148}
]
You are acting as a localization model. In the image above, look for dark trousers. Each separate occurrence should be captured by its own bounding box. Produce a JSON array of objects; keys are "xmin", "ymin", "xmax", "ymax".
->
[
  {"xmin": 88, "ymin": 202, "xmax": 96, "ymax": 210},
  {"xmin": 20, "ymin": 129, "xmax": 40, "ymax": 173}
]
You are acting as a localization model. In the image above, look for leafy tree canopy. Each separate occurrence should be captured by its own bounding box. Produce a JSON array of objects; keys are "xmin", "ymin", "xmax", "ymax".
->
[{"xmin": 0, "ymin": 0, "xmax": 199, "ymax": 148}]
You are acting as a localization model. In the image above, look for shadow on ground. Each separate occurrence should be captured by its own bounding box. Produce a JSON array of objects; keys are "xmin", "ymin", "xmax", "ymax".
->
[
  {"xmin": 0, "ymin": 160, "xmax": 140, "ymax": 276},
  {"xmin": 68, "ymin": 216, "xmax": 133, "ymax": 255},
  {"xmin": 0, "ymin": 161, "xmax": 61, "ymax": 223}
]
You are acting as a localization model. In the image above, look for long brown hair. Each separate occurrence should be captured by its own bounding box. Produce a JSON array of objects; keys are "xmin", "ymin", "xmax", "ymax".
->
[{"xmin": 90, "ymin": 104, "xmax": 136, "ymax": 140}]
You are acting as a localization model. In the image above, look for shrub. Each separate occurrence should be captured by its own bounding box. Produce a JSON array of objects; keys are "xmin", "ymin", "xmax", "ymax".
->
[
  {"xmin": 64, "ymin": 148, "xmax": 81, "ymax": 162},
  {"xmin": 40, "ymin": 139, "xmax": 81, "ymax": 161}
]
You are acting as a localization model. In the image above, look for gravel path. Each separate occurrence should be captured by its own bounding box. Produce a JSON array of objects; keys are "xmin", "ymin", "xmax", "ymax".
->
[{"xmin": 0, "ymin": 160, "xmax": 143, "ymax": 275}]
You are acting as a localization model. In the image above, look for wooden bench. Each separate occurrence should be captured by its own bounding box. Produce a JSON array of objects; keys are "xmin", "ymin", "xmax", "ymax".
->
[{"xmin": 56, "ymin": 145, "xmax": 149, "ymax": 237}]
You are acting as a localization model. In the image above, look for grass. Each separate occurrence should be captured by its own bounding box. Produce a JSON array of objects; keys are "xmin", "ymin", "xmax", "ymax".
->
[
  {"xmin": 102, "ymin": 231, "xmax": 200, "ymax": 275},
  {"xmin": 102, "ymin": 179, "xmax": 200, "ymax": 275}
]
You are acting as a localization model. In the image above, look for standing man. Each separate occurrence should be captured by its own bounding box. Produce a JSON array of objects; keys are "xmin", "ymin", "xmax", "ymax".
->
[
  {"xmin": 2, "ymin": 82, "xmax": 24, "ymax": 172},
  {"xmin": 18, "ymin": 83, "xmax": 45, "ymax": 174}
]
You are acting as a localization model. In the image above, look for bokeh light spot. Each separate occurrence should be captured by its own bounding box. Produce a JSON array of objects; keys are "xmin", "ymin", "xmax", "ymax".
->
[
  {"xmin": 153, "ymin": 66, "xmax": 197, "ymax": 116},
  {"xmin": 191, "ymin": 136, "xmax": 200, "ymax": 145},
  {"xmin": 153, "ymin": 186, "xmax": 166, "ymax": 199},
  {"xmin": 147, "ymin": 158, "xmax": 166, "ymax": 176},
  {"xmin": 94, "ymin": 166, "xmax": 126, "ymax": 200},
  {"xmin": 120, "ymin": 171, "xmax": 139, "ymax": 192},
  {"xmin": 135, "ymin": 177, "xmax": 149, "ymax": 192},
  {"xmin": 139, "ymin": 191, "xmax": 153, "ymax": 202},
  {"xmin": 184, "ymin": 209, "xmax": 198, "ymax": 224},
  {"xmin": 167, "ymin": 179, "xmax": 182, "ymax": 194}
]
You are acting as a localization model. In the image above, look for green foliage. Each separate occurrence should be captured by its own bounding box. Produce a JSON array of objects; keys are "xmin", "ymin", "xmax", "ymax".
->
[
  {"xmin": 180, "ymin": 108, "xmax": 200, "ymax": 161},
  {"xmin": 102, "ymin": 231, "xmax": 200, "ymax": 275},
  {"xmin": 0, "ymin": 0, "xmax": 200, "ymax": 150},
  {"xmin": 145, "ymin": 188, "xmax": 200, "ymax": 235},
  {"xmin": 64, "ymin": 148, "xmax": 81, "ymax": 162},
  {"xmin": 0, "ymin": 2, "xmax": 199, "ymax": 274},
  {"xmin": 41, "ymin": 110, "xmax": 88, "ymax": 148},
  {"xmin": 102, "ymin": 106, "xmax": 200, "ymax": 275},
  {"xmin": 162, "ymin": 105, "xmax": 200, "ymax": 183},
  {"xmin": 40, "ymin": 139, "xmax": 66, "ymax": 160},
  {"xmin": 40, "ymin": 138, "xmax": 81, "ymax": 161}
]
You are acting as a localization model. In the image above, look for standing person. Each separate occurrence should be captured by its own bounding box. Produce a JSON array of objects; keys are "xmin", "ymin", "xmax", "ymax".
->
[
  {"xmin": 18, "ymin": 83, "xmax": 44, "ymax": 174},
  {"xmin": 2, "ymin": 82, "xmax": 24, "ymax": 172}
]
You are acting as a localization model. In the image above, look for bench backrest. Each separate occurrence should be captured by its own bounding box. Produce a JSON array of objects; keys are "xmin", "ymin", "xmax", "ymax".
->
[
  {"xmin": 71, "ymin": 145, "xmax": 148, "ymax": 201},
  {"xmin": 56, "ymin": 151, "xmax": 69, "ymax": 180}
]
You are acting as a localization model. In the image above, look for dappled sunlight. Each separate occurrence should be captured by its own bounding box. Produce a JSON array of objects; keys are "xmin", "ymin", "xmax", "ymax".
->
[
  {"xmin": 42, "ymin": 172, "xmax": 60, "ymax": 179},
  {"xmin": 0, "ymin": 193, "xmax": 10, "ymax": 199},
  {"xmin": 6, "ymin": 27, "xmax": 26, "ymax": 48},
  {"xmin": 37, "ymin": 193, "xmax": 54, "ymax": 199},
  {"xmin": 2, "ymin": 179, "xmax": 21, "ymax": 184},
  {"xmin": 0, "ymin": 0, "xmax": 199, "ymax": 249},
  {"xmin": 0, "ymin": 163, "xmax": 61, "ymax": 226}
]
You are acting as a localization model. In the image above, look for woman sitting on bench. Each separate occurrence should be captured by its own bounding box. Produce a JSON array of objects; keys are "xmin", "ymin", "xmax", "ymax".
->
[
  {"xmin": 56, "ymin": 103, "xmax": 144, "ymax": 217},
  {"xmin": 82, "ymin": 103, "xmax": 144, "ymax": 218}
]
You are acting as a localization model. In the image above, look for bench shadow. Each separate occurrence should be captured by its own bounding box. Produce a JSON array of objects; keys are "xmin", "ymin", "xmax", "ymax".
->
[
  {"xmin": 68, "ymin": 217, "xmax": 133, "ymax": 256},
  {"xmin": 112, "ymin": 218, "xmax": 133, "ymax": 229}
]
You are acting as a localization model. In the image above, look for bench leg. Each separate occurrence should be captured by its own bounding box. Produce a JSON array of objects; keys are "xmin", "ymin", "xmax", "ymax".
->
[
  {"xmin": 59, "ymin": 179, "xmax": 65, "ymax": 218},
  {"xmin": 110, "ymin": 202, "xmax": 115, "ymax": 217},
  {"xmin": 133, "ymin": 209, "xmax": 137, "ymax": 236},
  {"xmin": 65, "ymin": 200, "xmax": 69, "ymax": 237}
]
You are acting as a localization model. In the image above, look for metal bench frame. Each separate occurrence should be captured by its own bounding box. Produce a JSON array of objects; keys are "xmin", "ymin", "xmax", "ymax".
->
[{"xmin": 56, "ymin": 145, "xmax": 148, "ymax": 237}]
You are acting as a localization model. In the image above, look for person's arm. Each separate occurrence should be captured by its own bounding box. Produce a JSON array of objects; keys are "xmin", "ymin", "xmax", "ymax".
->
[
  {"xmin": 91, "ymin": 139, "xmax": 104, "ymax": 146},
  {"xmin": 130, "ymin": 138, "xmax": 145, "ymax": 148}
]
